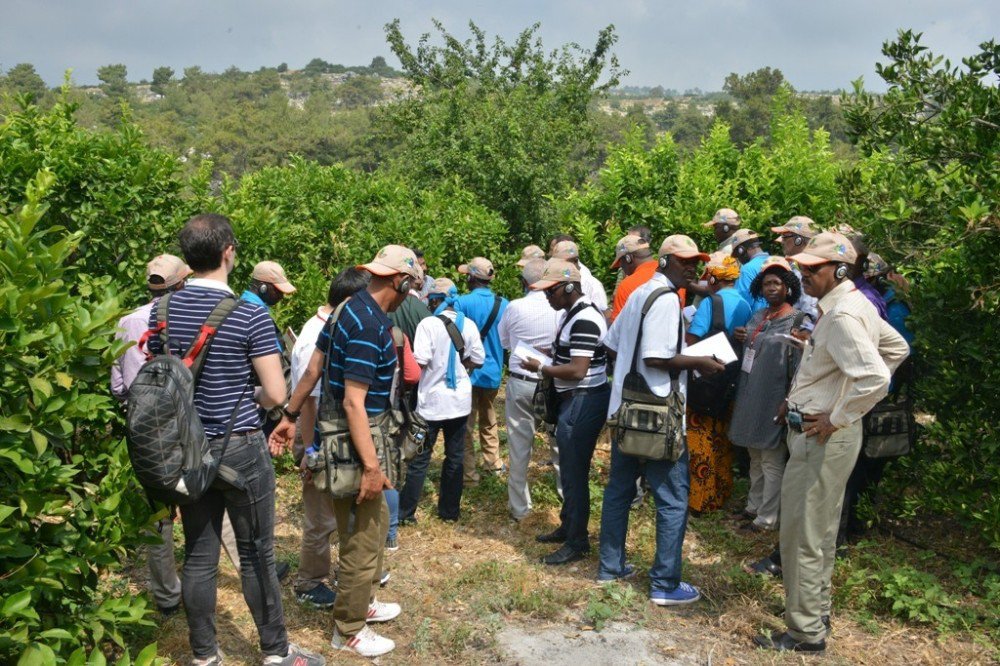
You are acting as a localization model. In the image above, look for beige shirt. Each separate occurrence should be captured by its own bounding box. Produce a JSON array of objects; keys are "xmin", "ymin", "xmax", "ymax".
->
[{"xmin": 787, "ymin": 281, "xmax": 910, "ymax": 429}]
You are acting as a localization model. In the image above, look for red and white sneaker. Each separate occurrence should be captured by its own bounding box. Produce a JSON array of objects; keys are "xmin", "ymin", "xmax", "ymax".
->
[
  {"xmin": 366, "ymin": 599, "xmax": 401, "ymax": 623},
  {"xmin": 331, "ymin": 626, "xmax": 395, "ymax": 658}
]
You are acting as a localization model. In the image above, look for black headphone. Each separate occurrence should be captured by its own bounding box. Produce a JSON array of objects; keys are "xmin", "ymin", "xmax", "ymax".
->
[
  {"xmin": 794, "ymin": 235, "xmax": 805, "ymax": 247},
  {"xmin": 834, "ymin": 263, "xmax": 849, "ymax": 280},
  {"xmin": 735, "ymin": 243, "xmax": 748, "ymax": 260},
  {"xmin": 658, "ymin": 255, "xmax": 669, "ymax": 270},
  {"xmin": 720, "ymin": 223, "xmax": 731, "ymax": 233},
  {"xmin": 623, "ymin": 253, "xmax": 633, "ymax": 264},
  {"xmin": 563, "ymin": 282, "xmax": 575, "ymax": 294},
  {"xmin": 396, "ymin": 275, "xmax": 413, "ymax": 294},
  {"xmin": 257, "ymin": 282, "xmax": 269, "ymax": 296}
]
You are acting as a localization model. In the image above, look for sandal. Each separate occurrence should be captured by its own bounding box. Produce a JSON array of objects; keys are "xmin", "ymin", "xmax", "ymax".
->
[{"xmin": 744, "ymin": 556, "xmax": 782, "ymax": 577}]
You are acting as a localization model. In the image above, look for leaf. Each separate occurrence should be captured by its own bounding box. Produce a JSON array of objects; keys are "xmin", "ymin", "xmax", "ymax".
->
[
  {"xmin": 28, "ymin": 376, "xmax": 53, "ymax": 401},
  {"xmin": 17, "ymin": 644, "xmax": 55, "ymax": 666},
  {"xmin": 30, "ymin": 430, "xmax": 48, "ymax": 455},
  {"xmin": 54, "ymin": 372, "xmax": 73, "ymax": 389},
  {"xmin": 0, "ymin": 504, "xmax": 17, "ymax": 524},
  {"xmin": 133, "ymin": 644, "xmax": 157, "ymax": 666},
  {"xmin": 2, "ymin": 589, "xmax": 32, "ymax": 614}
]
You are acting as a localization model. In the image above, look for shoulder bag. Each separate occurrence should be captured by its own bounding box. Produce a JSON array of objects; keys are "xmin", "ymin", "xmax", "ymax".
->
[{"xmin": 686, "ymin": 293, "xmax": 740, "ymax": 419}]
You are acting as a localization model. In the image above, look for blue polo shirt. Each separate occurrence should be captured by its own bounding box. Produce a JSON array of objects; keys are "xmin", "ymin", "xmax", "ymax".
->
[
  {"xmin": 735, "ymin": 252, "xmax": 770, "ymax": 313},
  {"xmin": 688, "ymin": 287, "xmax": 752, "ymax": 338},
  {"xmin": 315, "ymin": 289, "xmax": 396, "ymax": 415},
  {"xmin": 455, "ymin": 287, "xmax": 508, "ymax": 389}
]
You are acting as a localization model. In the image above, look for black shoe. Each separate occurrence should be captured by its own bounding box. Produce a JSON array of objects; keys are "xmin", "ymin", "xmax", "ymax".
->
[
  {"xmin": 753, "ymin": 631, "xmax": 825, "ymax": 654},
  {"xmin": 536, "ymin": 527, "xmax": 568, "ymax": 544},
  {"xmin": 158, "ymin": 603, "xmax": 180, "ymax": 618},
  {"xmin": 541, "ymin": 544, "xmax": 588, "ymax": 565},
  {"xmin": 744, "ymin": 556, "xmax": 782, "ymax": 578},
  {"xmin": 275, "ymin": 561, "xmax": 291, "ymax": 582},
  {"xmin": 822, "ymin": 615, "xmax": 831, "ymax": 637}
]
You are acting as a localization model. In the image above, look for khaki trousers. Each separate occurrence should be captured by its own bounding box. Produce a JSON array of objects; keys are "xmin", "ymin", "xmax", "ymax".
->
[
  {"xmin": 294, "ymin": 477, "xmax": 339, "ymax": 593},
  {"xmin": 780, "ymin": 421, "xmax": 862, "ymax": 644},
  {"xmin": 464, "ymin": 386, "xmax": 502, "ymax": 482},
  {"xmin": 331, "ymin": 493, "xmax": 389, "ymax": 637}
]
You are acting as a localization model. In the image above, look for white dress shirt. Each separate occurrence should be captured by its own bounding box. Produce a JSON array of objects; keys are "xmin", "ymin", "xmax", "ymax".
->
[
  {"xmin": 290, "ymin": 307, "xmax": 331, "ymax": 398},
  {"xmin": 412, "ymin": 310, "xmax": 486, "ymax": 421},
  {"xmin": 498, "ymin": 291, "xmax": 560, "ymax": 375},
  {"xmin": 578, "ymin": 262, "xmax": 609, "ymax": 311}
]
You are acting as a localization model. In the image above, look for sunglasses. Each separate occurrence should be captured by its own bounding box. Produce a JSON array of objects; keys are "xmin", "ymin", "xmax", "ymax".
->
[
  {"xmin": 800, "ymin": 262, "xmax": 833, "ymax": 274},
  {"xmin": 544, "ymin": 283, "xmax": 566, "ymax": 296}
]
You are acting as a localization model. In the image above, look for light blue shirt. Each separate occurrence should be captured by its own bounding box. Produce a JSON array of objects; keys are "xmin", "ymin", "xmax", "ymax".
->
[
  {"xmin": 455, "ymin": 287, "xmax": 509, "ymax": 389},
  {"xmin": 688, "ymin": 287, "xmax": 752, "ymax": 338},
  {"xmin": 240, "ymin": 289, "xmax": 283, "ymax": 351},
  {"xmin": 735, "ymin": 252, "xmax": 770, "ymax": 313}
]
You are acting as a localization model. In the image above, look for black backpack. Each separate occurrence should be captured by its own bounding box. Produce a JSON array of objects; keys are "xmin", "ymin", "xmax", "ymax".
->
[
  {"xmin": 126, "ymin": 294, "xmax": 245, "ymax": 506},
  {"xmin": 687, "ymin": 294, "xmax": 741, "ymax": 419}
]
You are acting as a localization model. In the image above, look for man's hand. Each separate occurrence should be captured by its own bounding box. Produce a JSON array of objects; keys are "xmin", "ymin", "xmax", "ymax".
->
[
  {"xmin": 299, "ymin": 455, "xmax": 313, "ymax": 483},
  {"xmin": 803, "ymin": 412, "xmax": 837, "ymax": 444},
  {"xmin": 774, "ymin": 401, "xmax": 788, "ymax": 426},
  {"xmin": 521, "ymin": 357, "xmax": 541, "ymax": 373},
  {"xmin": 357, "ymin": 465, "xmax": 392, "ymax": 504},
  {"xmin": 268, "ymin": 417, "xmax": 296, "ymax": 456},
  {"xmin": 733, "ymin": 326, "xmax": 747, "ymax": 344},
  {"xmin": 689, "ymin": 355, "xmax": 726, "ymax": 376}
]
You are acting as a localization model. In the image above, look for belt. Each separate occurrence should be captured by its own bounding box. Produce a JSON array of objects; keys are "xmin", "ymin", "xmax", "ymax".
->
[
  {"xmin": 209, "ymin": 428, "xmax": 261, "ymax": 443},
  {"xmin": 558, "ymin": 383, "xmax": 609, "ymax": 400},
  {"xmin": 509, "ymin": 371, "xmax": 540, "ymax": 383}
]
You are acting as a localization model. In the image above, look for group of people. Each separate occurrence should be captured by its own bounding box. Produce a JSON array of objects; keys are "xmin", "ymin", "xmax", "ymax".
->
[{"xmin": 113, "ymin": 206, "xmax": 913, "ymax": 663}]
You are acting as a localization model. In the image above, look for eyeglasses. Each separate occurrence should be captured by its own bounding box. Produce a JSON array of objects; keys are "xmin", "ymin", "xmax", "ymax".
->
[
  {"xmin": 800, "ymin": 262, "xmax": 833, "ymax": 274},
  {"xmin": 544, "ymin": 284, "xmax": 565, "ymax": 296}
]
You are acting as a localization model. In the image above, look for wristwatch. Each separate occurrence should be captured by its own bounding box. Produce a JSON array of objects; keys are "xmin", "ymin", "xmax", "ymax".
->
[{"xmin": 282, "ymin": 404, "xmax": 300, "ymax": 420}]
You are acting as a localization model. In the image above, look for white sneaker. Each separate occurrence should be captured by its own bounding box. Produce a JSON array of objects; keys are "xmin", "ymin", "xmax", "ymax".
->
[
  {"xmin": 331, "ymin": 625, "xmax": 395, "ymax": 658},
  {"xmin": 366, "ymin": 598, "xmax": 401, "ymax": 623}
]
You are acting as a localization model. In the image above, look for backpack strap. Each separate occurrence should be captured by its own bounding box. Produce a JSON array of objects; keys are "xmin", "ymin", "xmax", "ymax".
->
[
  {"xmin": 629, "ymin": 287, "xmax": 680, "ymax": 376},
  {"xmin": 709, "ymin": 293, "xmax": 726, "ymax": 336},
  {"xmin": 183, "ymin": 296, "xmax": 242, "ymax": 380},
  {"xmin": 318, "ymin": 300, "xmax": 350, "ymax": 410},
  {"xmin": 137, "ymin": 293, "xmax": 174, "ymax": 359},
  {"xmin": 478, "ymin": 295, "xmax": 503, "ymax": 339},
  {"xmin": 437, "ymin": 314, "xmax": 466, "ymax": 358}
]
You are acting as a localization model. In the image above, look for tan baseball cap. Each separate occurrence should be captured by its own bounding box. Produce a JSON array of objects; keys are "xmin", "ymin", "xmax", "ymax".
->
[
  {"xmin": 864, "ymin": 252, "xmax": 890, "ymax": 278},
  {"xmin": 251, "ymin": 260, "xmax": 296, "ymax": 294},
  {"xmin": 146, "ymin": 254, "xmax": 192, "ymax": 290},
  {"xmin": 550, "ymin": 240, "xmax": 579, "ymax": 261},
  {"xmin": 516, "ymin": 244, "xmax": 546, "ymax": 267},
  {"xmin": 429, "ymin": 277, "xmax": 457, "ymax": 295},
  {"xmin": 457, "ymin": 256, "xmax": 495, "ymax": 281},
  {"xmin": 729, "ymin": 228, "xmax": 762, "ymax": 251},
  {"xmin": 760, "ymin": 256, "xmax": 793, "ymax": 273},
  {"xmin": 658, "ymin": 235, "xmax": 711, "ymax": 262},
  {"xmin": 703, "ymin": 208, "xmax": 742, "ymax": 228},
  {"xmin": 520, "ymin": 258, "xmax": 547, "ymax": 285},
  {"xmin": 829, "ymin": 223, "xmax": 862, "ymax": 240},
  {"xmin": 771, "ymin": 215, "xmax": 818, "ymax": 238},
  {"xmin": 530, "ymin": 258, "xmax": 581, "ymax": 291},
  {"xmin": 789, "ymin": 232, "xmax": 859, "ymax": 266},
  {"xmin": 359, "ymin": 245, "xmax": 423, "ymax": 280},
  {"xmin": 611, "ymin": 234, "xmax": 650, "ymax": 269},
  {"xmin": 704, "ymin": 251, "xmax": 729, "ymax": 270}
]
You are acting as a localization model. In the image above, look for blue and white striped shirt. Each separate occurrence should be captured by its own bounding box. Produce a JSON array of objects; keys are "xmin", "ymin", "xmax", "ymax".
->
[
  {"xmin": 146, "ymin": 281, "xmax": 279, "ymax": 437},
  {"xmin": 315, "ymin": 289, "xmax": 397, "ymax": 415}
]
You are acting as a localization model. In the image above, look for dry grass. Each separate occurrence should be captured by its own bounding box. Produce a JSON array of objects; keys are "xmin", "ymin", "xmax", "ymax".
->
[{"xmin": 129, "ymin": 422, "xmax": 995, "ymax": 665}]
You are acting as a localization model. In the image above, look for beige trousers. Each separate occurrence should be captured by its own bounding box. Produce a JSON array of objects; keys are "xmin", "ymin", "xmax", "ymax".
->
[
  {"xmin": 331, "ymin": 494, "xmax": 389, "ymax": 637},
  {"xmin": 464, "ymin": 386, "xmax": 502, "ymax": 482}
]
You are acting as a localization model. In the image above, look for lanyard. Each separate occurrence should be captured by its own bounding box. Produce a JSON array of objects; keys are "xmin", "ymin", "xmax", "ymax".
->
[{"xmin": 750, "ymin": 304, "xmax": 793, "ymax": 346}]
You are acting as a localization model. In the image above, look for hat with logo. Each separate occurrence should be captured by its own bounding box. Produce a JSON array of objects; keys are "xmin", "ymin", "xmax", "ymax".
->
[
  {"xmin": 551, "ymin": 240, "xmax": 580, "ymax": 261},
  {"xmin": 864, "ymin": 252, "xmax": 890, "ymax": 278},
  {"xmin": 611, "ymin": 234, "xmax": 650, "ymax": 269},
  {"xmin": 530, "ymin": 258, "xmax": 581, "ymax": 291},
  {"xmin": 759, "ymin": 256, "xmax": 793, "ymax": 274},
  {"xmin": 457, "ymin": 256, "xmax": 495, "ymax": 281},
  {"xmin": 429, "ymin": 277, "xmax": 457, "ymax": 296},
  {"xmin": 147, "ymin": 254, "xmax": 192, "ymax": 290},
  {"xmin": 657, "ymin": 234, "xmax": 711, "ymax": 262},
  {"xmin": 771, "ymin": 215, "xmax": 818, "ymax": 238},
  {"xmin": 251, "ymin": 260, "xmax": 297, "ymax": 294},
  {"xmin": 729, "ymin": 228, "xmax": 762, "ymax": 252},
  {"xmin": 359, "ymin": 245, "xmax": 423, "ymax": 280},
  {"xmin": 520, "ymin": 258, "xmax": 547, "ymax": 286},
  {"xmin": 703, "ymin": 208, "xmax": 742, "ymax": 228},
  {"xmin": 516, "ymin": 244, "xmax": 546, "ymax": 267},
  {"xmin": 788, "ymin": 232, "xmax": 859, "ymax": 266},
  {"xmin": 829, "ymin": 223, "xmax": 862, "ymax": 240}
]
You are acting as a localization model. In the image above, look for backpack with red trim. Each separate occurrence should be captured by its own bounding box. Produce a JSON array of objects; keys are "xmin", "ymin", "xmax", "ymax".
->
[{"xmin": 126, "ymin": 294, "xmax": 243, "ymax": 505}]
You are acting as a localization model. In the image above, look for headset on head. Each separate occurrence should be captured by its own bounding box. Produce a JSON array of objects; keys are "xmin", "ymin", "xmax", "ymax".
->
[
  {"xmin": 794, "ymin": 235, "xmax": 805, "ymax": 247},
  {"xmin": 734, "ymin": 243, "xmax": 748, "ymax": 260},
  {"xmin": 834, "ymin": 263, "xmax": 849, "ymax": 280},
  {"xmin": 720, "ymin": 223, "xmax": 731, "ymax": 234},
  {"xmin": 623, "ymin": 253, "xmax": 634, "ymax": 265},
  {"xmin": 657, "ymin": 254, "xmax": 670, "ymax": 270},
  {"xmin": 396, "ymin": 275, "xmax": 413, "ymax": 294},
  {"xmin": 563, "ymin": 282, "xmax": 575, "ymax": 294},
  {"xmin": 257, "ymin": 281, "xmax": 269, "ymax": 296},
  {"xmin": 708, "ymin": 275, "xmax": 718, "ymax": 285}
]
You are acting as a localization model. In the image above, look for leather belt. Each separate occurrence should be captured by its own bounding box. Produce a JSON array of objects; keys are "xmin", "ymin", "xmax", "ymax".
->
[
  {"xmin": 209, "ymin": 429, "xmax": 262, "ymax": 443},
  {"xmin": 509, "ymin": 371, "xmax": 540, "ymax": 383}
]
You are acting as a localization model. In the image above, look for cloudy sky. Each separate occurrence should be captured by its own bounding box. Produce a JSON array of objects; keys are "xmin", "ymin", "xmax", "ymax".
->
[{"xmin": 2, "ymin": 0, "xmax": 996, "ymax": 91}]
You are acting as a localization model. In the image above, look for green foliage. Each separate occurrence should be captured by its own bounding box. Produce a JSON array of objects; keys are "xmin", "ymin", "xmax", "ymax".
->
[
  {"xmin": 149, "ymin": 67, "xmax": 173, "ymax": 96},
  {"xmin": 0, "ymin": 171, "xmax": 155, "ymax": 664},
  {"xmin": 376, "ymin": 19, "xmax": 624, "ymax": 242},
  {"xmin": 2, "ymin": 63, "xmax": 48, "ymax": 102},
  {"xmin": 97, "ymin": 64, "xmax": 129, "ymax": 100},
  {"xmin": 585, "ymin": 583, "xmax": 639, "ymax": 630},
  {"xmin": 842, "ymin": 30, "xmax": 1000, "ymax": 549}
]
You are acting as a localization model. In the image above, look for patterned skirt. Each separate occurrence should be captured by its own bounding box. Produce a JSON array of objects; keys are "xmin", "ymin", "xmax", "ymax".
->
[{"xmin": 686, "ymin": 409, "xmax": 734, "ymax": 513}]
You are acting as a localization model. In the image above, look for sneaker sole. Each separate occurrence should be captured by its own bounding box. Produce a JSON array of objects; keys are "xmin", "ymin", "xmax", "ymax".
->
[
  {"xmin": 650, "ymin": 593, "xmax": 701, "ymax": 607},
  {"xmin": 333, "ymin": 637, "xmax": 395, "ymax": 658},
  {"xmin": 366, "ymin": 609, "xmax": 401, "ymax": 623}
]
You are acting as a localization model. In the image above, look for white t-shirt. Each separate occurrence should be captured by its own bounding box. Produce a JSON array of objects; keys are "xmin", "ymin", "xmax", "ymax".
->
[
  {"xmin": 291, "ymin": 307, "xmax": 330, "ymax": 398},
  {"xmin": 604, "ymin": 272, "xmax": 688, "ymax": 421},
  {"xmin": 498, "ymin": 291, "xmax": 560, "ymax": 374},
  {"xmin": 551, "ymin": 296, "xmax": 608, "ymax": 392},
  {"xmin": 412, "ymin": 310, "xmax": 486, "ymax": 421},
  {"xmin": 578, "ymin": 262, "xmax": 609, "ymax": 311}
]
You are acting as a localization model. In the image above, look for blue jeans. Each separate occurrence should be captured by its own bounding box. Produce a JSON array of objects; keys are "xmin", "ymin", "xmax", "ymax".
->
[
  {"xmin": 556, "ymin": 384, "xmax": 611, "ymax": 552},
  {"xmin": 399, "ymin": 415, "xmax": 467, "ymax": 521},
  {"xmin": 598, "ymin": 439, "xmax": 691, "ymax": 592},
  {"xmin": 179, "ymin": 430, "xmax": 287, "ymax": 659},
  {"xmin": 384, "ymin": 489, "xmax": 399, "ymax": 542}
]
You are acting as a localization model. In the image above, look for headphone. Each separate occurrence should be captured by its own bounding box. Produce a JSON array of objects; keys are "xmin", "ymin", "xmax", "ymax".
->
[
  {"xmin": 257, "ymin": 281, "xmax": 269, "ymax": 296},
  {"xmin": 563, "ymin": 282, "xmax": 576, "ymax": 294},
  {"xmin": 396, "ymin": 275, "xmax": 413, "ymax": 294},
  {"xmin": 720, "ymin": 223, "xmax": 731, "ymax": 233},
  {"xmin": 658, "ymin": 255, "xmax": 669, "ymax": 270},
  {"xmin": 708, "ymin": 275, "xmax": 718, "ymax": 285},
  {"xmin": 622, "ymin": 253, "xmax": 633, "ymax": 265},
  {"xmin": 834, "ymin": 263, "xmax": 849, "ymax": 280},
  {"xmin": 794, "ymin": 235, "xmax": 805, "ymax": 247},
  {"xmin": 734, "ymin": 243, "xmax": 749, "ymax": 261}
]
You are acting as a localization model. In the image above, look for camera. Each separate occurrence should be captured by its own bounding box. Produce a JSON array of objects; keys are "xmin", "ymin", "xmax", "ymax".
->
[{"xmin": 787, "ymin": 408, "xmax": 804, "ymax": 432}]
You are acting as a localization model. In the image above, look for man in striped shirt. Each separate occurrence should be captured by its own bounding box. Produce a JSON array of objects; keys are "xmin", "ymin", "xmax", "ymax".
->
[
  {"xmin": 271, "ymin": 245, "xmax": 420, "ymax": 658},
  {"xmin": 147, "ymin": 214, "xmax": 322, "ymax": 666},
  {"xmin": 521, "ymin": 259, "xmax": 610, "ymax": 565}
]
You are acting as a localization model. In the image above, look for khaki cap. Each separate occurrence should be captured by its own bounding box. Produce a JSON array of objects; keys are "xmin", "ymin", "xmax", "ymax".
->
[
  {"xmin": 429, "ymin": 277, "xmax": 457, "ymax": 295},
  {"xmin": 704, "ymin": 251, "xmax": 729, "ymax": 270},
  {"xmin": 729, "ymin": 228, "xmax": 761, "ymax": 251},
  {"xmin": 516, "ymin": 244, "xmax": 546, "ymax": 267},
  {"xmin": 147, "ymin": 254, "xmax": 192, "ymax": 290},
  {"xmin": 771, "ymin": 215, "xmax": 818, "ymax": 238},
  {"xmin": 829, "ymin": 223, "xmax": 862, "ymax": 240},
  {"xmin": 530, "ymin": 258, "xmax": 581, "ymax": 291},
  {"xmin": 520, "ymin": 258, "xmax": 547, "ymax": 285},
  {"xmin": 703, "ymin": 208, "xmax": 742, "ymax": 228},
  {"xmin": 611, "ymin": 234, "xmax": 650, "ymax": 269},
  {"xmin": 251, "ymin": 260, "xmax": 296, "ymax": 294},
  {"xmin": 864, "ymin": 253, "xmax": 890, "ymax": 278},
  {"xmin": 760, "ymin": 256, "xmax": 793, "ymax": 273},
  {"xmin": 457, "ymin": 256, "xmax": 495, "ymax": 281},
  {"xmin": 789, "ymin": 232, "xmax": 859, "ymax": 266},
  {"xmin": 550, "ymin": 240, "xmax": 579, "ymax": 261},
  {"xmin": 359, "ymin": 245, "xmax": 423, "ymax": 280},
  {"xmin": 658, "ymin": 235, "xmax": 710, "ymax": 262}
]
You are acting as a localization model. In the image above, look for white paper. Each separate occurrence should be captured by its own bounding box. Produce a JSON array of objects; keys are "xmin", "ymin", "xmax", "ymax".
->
[
  {"xmin": 684, "ymin": 332, "xmax": 738, "ymax": 365},
  {"xmin": 513, "ymin": 341, "xmax": 552, "ymax": 367},
  {"xmin": 682, "ymin": 305, "xmax": 698, "ymax": 323}
]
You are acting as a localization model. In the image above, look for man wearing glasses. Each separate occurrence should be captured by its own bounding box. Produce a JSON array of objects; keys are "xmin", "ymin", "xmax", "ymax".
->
[{"xmin": 754, "ymin": 231, "xmax": 909, "ymax": 655}]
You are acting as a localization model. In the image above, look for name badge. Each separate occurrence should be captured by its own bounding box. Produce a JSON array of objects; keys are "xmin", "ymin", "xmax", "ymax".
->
[{"xmin": 741, "ymin": 348, "xmax": 756, "ymax": 374}]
